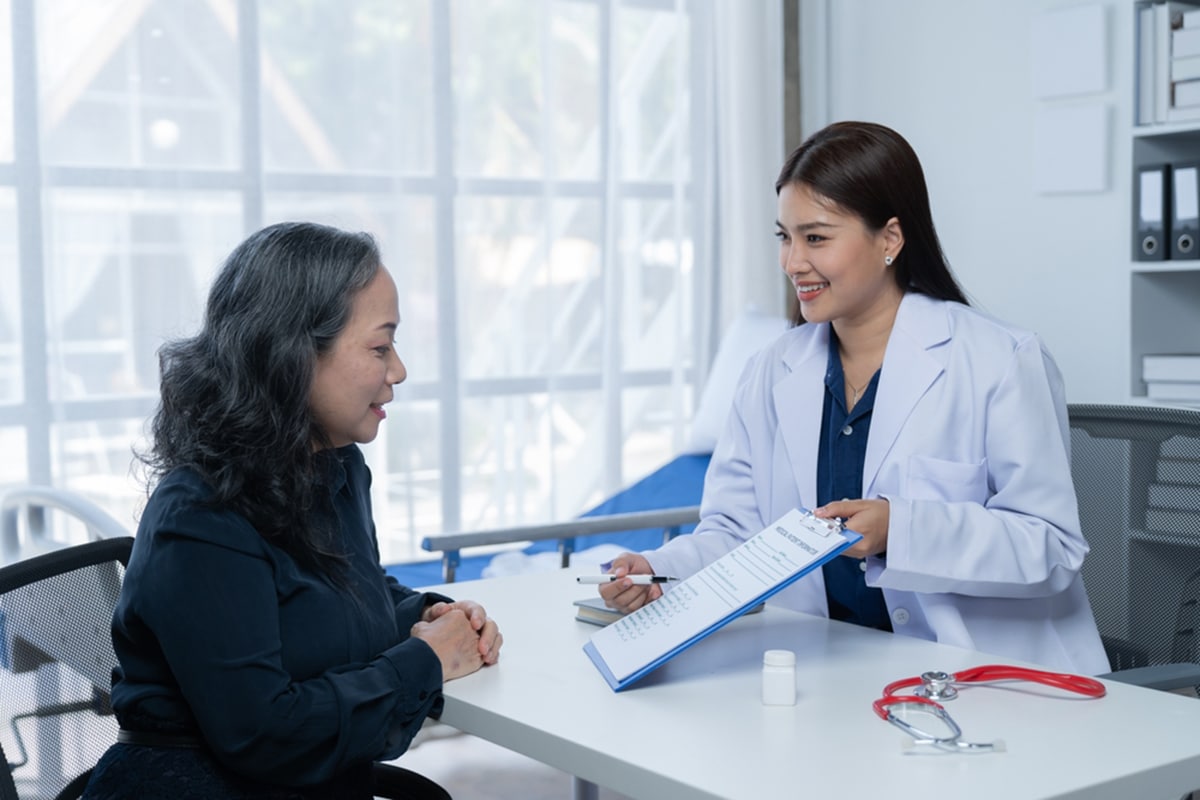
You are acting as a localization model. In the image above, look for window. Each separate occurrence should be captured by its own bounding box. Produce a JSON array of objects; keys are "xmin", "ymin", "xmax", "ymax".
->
[{"xmin": 2, "ymin": 0, "xmax": 712, "ymax": 562}]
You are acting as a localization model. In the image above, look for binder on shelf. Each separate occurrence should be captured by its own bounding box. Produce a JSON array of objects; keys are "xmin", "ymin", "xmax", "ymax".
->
[
  {"xmin": 1156, "ymin": 3, "xmax": 1174, "ymax": 122},
  {"xmin": 1172, "ymin": 163, "xmax": 1200, "ymax": 259},
  {"xmin": 1139, "ymin": 4, "xmax": 1157, "ymax": 124},
  {"xmin": 1134, "ymin": 164, "xmax": 1171, "ymax": 261}
]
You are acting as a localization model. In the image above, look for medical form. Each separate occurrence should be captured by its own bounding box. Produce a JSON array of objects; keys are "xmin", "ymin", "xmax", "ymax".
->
[{"xmin": 583, "ymin": 508, "xmax": 860, "ymax": 690}]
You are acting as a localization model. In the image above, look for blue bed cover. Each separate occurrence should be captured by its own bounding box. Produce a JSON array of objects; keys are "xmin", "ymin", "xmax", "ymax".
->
[{"xmin": 384, "ymin": 453, "xmax": 711, "ymax": 587}]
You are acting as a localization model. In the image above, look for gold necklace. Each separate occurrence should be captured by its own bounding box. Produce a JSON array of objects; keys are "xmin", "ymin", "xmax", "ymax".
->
[{"xmin": 846, "ymin": 378, "xmax": 868, "ymax": 406}]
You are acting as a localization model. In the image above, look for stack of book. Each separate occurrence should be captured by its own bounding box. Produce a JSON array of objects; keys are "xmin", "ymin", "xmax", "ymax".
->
[
  {"xmin": 1174, "ymin": 8, "xmax": 1200, "ymax": 115},
  {"xmin": 573, "ymin": 596, "xmax": 625, "ymax": 626},
  {"xmin": 1136, "ymin": 1, "xmax": 1200, "ymax": 125},
  {"xmin": 1143, "ymin": 353, "xmax": 1200, "ymax": 405}
]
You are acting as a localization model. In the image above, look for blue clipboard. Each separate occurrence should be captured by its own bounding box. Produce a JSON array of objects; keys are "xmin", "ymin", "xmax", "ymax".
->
[{"xmin": 582, "ymin": 509, "xmax": 861, "ymax": 691}]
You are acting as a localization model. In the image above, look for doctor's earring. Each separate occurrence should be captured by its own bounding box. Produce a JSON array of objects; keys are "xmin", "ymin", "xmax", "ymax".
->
[{"xmin": 884, "ymin": 255, "xmax": 894, "ymax": 266}]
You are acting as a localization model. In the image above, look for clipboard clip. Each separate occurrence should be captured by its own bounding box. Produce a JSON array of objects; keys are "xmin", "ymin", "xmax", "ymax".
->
[{"xmin": 798, "ymin": 508, "xmax": 845, "ymax": 537}]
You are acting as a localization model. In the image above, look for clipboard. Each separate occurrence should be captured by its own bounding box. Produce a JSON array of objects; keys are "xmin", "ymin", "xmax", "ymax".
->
[{"xmin": 582, "ymin": 508, "xmax": 861, "ymax": 691}]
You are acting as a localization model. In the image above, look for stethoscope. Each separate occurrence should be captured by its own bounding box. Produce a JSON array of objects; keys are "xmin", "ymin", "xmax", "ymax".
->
[{"xmin": 873, "ymin": 665, "xmax": 1107, "ymax": 753}]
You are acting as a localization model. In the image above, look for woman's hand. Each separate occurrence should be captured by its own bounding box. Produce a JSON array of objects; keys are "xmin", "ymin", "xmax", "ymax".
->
[
  {"xmin": 814, "ymin": 498, "xmax": 890, "ymax": 558},
  {"xmin": 423, "ymin": 600, "xmax": 503, "ymax": 665},
  {"xmin": 597, "ymin": 553, "xmax": 662, "ymax": 613},
  {"xmin": 411, "ymin": 608, "xmax": 485, "ymax": 680}
]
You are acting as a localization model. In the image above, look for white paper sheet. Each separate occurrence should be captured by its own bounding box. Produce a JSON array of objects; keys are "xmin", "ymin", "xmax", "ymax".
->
[{"xmin": 583, "ymin": 508, "xmax": 859, "ymax": 689}]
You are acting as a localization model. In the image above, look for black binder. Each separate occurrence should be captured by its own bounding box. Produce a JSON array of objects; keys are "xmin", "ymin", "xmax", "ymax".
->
[
  {"xmin": 1134, "ymin": 164, "xmax": 1170, "ymax": 261},
  {"xmin": 1171, "ymin": 162, "xmax": 1200, "ymax": 260}
]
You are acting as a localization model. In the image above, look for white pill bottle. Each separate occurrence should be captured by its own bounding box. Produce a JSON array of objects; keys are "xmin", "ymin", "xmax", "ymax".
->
[{"xmin": 761, "ymin": 649, "xmax": 797, "ymax": 706}]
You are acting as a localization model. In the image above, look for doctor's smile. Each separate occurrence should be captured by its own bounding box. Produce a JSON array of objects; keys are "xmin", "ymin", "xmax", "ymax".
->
[{"xmin": 795, "ymin": 282, "xmax": 829, "ymax": 301}]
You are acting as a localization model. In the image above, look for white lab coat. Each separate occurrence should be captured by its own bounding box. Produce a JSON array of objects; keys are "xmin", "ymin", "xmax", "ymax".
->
[{"xmin": 649, "ymin": 292, "xmax": 1110, "ymax": 674}]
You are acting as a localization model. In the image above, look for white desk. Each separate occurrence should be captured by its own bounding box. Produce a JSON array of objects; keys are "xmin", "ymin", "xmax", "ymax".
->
[{"xmin": 426, "ymin": 569, "xmax": 1200, "ymax": 800}]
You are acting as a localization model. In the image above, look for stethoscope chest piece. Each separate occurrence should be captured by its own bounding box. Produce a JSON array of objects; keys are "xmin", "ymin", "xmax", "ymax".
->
[{"xmin": 916, "ymin": 670, "xmax": 958, "ymax": 701}]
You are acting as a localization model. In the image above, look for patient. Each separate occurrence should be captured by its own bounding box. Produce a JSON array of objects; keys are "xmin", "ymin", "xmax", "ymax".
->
[
  {"xmin": 598, "ymin": 121, "xmax": 1109, "ymax": 675},
  {"xmin": 83, "ymin": 222, "xmax": 502, "ymax": 799}
]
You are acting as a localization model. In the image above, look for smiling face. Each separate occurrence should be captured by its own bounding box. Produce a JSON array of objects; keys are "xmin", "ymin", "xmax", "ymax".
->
[
  {"xmin": 309, "ymin": 266, "xmax": 406, "ymax": 449},
  {"xmin": 776, "ymin": 182, "xmax": 904, "ymax": 328}
]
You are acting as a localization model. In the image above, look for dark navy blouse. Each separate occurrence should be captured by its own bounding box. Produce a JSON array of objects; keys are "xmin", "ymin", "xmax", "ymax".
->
[
  {"xmin": 817, "ymin": 335, "xmax": 892, "ymax": 632},
  {"xmin": 108, "ymin": 445, "xmax": 448, "ymax": 790}
]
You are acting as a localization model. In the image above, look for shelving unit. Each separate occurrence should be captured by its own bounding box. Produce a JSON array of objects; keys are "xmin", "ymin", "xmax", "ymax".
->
[{"xmin": 1130, "ymin": 4, "xmax": 1200, "ymax": 396}]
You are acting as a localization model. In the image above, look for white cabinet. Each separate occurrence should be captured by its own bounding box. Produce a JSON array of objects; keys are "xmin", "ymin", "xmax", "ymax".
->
[{"xmin": 1130, "ymin": 4, "xmax": 1200, "ymax": 396}]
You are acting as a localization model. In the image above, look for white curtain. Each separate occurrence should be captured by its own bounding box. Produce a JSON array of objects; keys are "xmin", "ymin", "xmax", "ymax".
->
[
  {"xmin": 2, "ymin": 0, "xmax": 788, "ymax": 560},
  {"xmin": 710, "ymin": 0, "xmax": 787, "ymax": 335}
]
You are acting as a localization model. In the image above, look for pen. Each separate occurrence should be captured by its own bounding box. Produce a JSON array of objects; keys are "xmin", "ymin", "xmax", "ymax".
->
[{"xmin": 576, "ymin": 575, "xmax": 679, "ymax": 584}]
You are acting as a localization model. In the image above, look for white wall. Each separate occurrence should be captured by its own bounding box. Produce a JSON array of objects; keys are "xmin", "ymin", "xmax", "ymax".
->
[{"xmin": 798, "ymin": 0, "xmax": 1132, "ymax": 403}]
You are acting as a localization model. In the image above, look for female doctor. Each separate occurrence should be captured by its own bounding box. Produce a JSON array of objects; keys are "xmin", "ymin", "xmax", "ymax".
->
[{"xmin": 599, "ymin": 121, "xmax": 1109, "ymax": 675}]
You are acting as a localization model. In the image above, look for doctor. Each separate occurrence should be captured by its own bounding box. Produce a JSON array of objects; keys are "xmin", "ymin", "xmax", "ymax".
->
[{"xmin": 600, "ymin": 121, "xmax": 1109, "ymax": 675}]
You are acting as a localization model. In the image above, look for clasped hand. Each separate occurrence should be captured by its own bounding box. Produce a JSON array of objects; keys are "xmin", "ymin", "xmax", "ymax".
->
[{"xmin": 412, "ymin": 600, "xmax": 503, "ymax": 681}]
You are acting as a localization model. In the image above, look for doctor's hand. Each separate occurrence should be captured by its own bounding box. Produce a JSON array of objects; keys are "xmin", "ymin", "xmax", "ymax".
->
[
  {"xmin": 814, "ymin": 498, "xmax": 889, "ymax": 559},
  {"xmin": 597, "ymin": 552, "xmax": 662, "ymax": 613}
]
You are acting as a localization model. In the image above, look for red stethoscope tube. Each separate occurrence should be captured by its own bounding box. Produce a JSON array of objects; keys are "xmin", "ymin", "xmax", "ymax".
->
[{"xmin": 873, "ymin": 664, "xmax": 1107, "ymax": 721}]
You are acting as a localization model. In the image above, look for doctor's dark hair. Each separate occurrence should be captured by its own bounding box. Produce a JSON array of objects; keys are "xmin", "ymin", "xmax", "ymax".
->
[
  {"xmin": 776, "ymin": 121, "xmax": 968, "ymax": 325},
  {"xmin": 142, "ymin": 221, "xmax": 382, "ymax": 575}
]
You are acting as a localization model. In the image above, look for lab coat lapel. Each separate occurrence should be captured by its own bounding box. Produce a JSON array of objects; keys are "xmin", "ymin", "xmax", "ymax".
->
[
  {"xmin": 862, "ymin": 294, "xmax": 949, "ymax": 495},
  {"xmin": 774, "ymin": 324, "xmax": 830, "ymax": 508}
]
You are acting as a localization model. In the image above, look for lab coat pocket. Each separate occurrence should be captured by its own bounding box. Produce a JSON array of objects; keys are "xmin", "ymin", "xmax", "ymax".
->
[{"xmin": 905, "ymin": 455, "xmax": 989, "ymax": 504}]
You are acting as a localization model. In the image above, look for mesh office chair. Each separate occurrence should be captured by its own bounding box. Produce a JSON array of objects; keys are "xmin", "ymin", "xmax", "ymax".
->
[
  {"xmin": 0, "ymin": 536, "xmax": 133, "ymax": 800},
  {"xmin": 1068, "ymin": 403, "xmax": 1200, "ymax": 691}
]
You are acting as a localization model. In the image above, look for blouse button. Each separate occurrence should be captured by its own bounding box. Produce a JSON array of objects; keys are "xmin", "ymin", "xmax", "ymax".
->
[
  {"xmin": 891, "ymin": 608, "xmax": 911, "ymax": 626},
  {"xmin": 859, "ymin": 560, "xmax": 867, "ymax": 573},
  {"xmin": 841, "ymin": 424, "xmax": 853, "ymax": 436}
]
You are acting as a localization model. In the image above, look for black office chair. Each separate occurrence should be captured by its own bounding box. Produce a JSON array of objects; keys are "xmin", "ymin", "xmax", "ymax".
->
[
  {"xmin": 1068, "ymin": 403, "xmax": 1200, "ymax": 691},
  {"xmin": 0, "ymin": 536, "xmax": 133, "ymax": 800}
]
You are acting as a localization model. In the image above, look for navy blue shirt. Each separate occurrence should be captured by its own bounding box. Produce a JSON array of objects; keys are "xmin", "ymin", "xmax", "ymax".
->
[
  {"xmin": 109, "ymin": 445, "xmax": 449, "ymax": 791},
  {"xmin": 817, "ymin": 335, "xmax": 892, "ymax": 632}
]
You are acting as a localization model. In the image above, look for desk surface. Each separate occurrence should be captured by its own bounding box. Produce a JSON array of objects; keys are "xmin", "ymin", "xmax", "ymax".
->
[{"xmin": 425, "ymin": 569, "xmax": 1200, "ymax": 800}]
